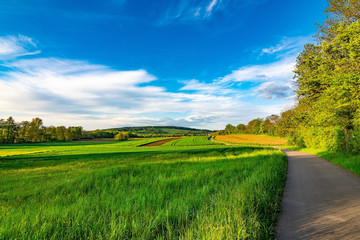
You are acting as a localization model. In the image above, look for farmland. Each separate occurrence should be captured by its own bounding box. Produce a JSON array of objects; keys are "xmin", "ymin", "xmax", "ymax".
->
[
  {"xmin": 162, "ymin": 136, "xmax": 217, "ymax": 146},
  {"xmin": 0, "ymin": 138, "xmax": 287, "ymax": 239},
  {"xmin": 215, "ymin": 135, "xmax": 287, "ymax": 146}
]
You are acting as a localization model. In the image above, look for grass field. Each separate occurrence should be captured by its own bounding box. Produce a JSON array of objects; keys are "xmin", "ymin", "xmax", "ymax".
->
[
  {"xmin": 285, "ymin": 147, "xmax": 360, "ymax": 176},
  {"xmin": 215, "ymin": 135, "xmax": 287, "ymax": 146},
  {"xmin": 0, "ymin": 138, "xmax": 287, "ymax": 239},
  {"xmin": 163, "ymin": 136, "xmax": 217, "ymax": 146}
]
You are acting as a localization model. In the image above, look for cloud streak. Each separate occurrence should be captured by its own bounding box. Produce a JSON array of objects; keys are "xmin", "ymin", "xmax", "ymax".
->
[{"xmin": 0, "ymin": 35, "xmax": 40, "ymax": 60}]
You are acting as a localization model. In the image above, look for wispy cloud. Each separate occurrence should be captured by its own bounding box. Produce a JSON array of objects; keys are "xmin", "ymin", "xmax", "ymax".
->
[
  {"xmin": 158, "ymin": 0, "xmax": 224, "ymax": 25},
  {"xmin": 205, "ymin": 0, "xmax": 220, "ymax": 16},
  {"xmin": 181, "ymin": 36, "xmax": 309, "ymax": 101},
  {"xmin": 0, "ymin": 55, "xmax": 251, "ymax": 129},
  {"xmin": 157, "ymin": 0, "xmax": 267, "ymax": 25},
  {"xmin": 0, "ymin": 34, "xmax": 305, "ymax": 129},
  {"xmin": 261, "ymin": 36, "xmax": 312, "ymax": 57},
  {"xmin": 0, "ymin": 35, "xmax": 40, "ymax": 60}
]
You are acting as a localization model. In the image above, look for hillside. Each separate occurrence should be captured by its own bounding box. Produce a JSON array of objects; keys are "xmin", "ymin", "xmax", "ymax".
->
[{"xmin": 106, "ymin": 126, "xmax": 214, "ymax": 137}]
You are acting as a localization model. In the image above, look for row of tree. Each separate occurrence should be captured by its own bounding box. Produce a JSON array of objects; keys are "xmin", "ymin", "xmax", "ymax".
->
[
  {"xmin": 290, "ymin": 0, "xmax": 360, "ymax": 153},
  {"xmin": 0, "ymin": 117, "xmax": 83, "ymax": 144},
  {"xmin": 219, "ymin": 0, "xmax": 360, "ymax": 153},
  {"xmin": 218, "ymin": 115, "xmax": 281, "ymax": 136}
]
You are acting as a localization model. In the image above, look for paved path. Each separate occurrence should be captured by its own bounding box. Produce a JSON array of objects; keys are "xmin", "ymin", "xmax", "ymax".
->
[{"xmin": 277, "ymin": 149, "xmax": 360, "ymax": 240}]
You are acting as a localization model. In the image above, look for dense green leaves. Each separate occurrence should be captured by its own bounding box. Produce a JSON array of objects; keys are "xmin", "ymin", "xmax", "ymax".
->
[
  {"xmin": 293, "ymin": 0, "xmax": 360, "ymax": 152},
  {"xmin": 219, "ymin": 1, "xmax": 360, "ymax": 152},
  {"xmin": 0, "ymin": 117, "xmax": 83, "ymax": 144}
]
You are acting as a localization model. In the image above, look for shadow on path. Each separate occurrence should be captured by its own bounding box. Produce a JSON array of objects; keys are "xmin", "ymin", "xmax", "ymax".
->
[{"xmin": 277, "ymin": 149, "xmax": 360, "ymax": 240}]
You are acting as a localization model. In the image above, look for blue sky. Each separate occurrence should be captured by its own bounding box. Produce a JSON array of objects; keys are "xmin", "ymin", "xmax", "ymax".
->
[{"xmin": 0, "ymin": 0, "xmax": 327, "ymax": 130}]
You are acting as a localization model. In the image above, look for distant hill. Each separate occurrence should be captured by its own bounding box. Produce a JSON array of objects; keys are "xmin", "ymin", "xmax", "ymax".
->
[{"xmin": 106, "ymin": 126, "xmax": 214, "ymax": 137}]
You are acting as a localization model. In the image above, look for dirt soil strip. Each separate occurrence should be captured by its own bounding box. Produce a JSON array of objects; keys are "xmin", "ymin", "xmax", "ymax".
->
[
  {"xmin": 277, "ymin": 149, "xmax": 360, "ymax": 240},
  {"xmin": 139, "ymin": 137, "xmax": 182, "ymax": 147}
]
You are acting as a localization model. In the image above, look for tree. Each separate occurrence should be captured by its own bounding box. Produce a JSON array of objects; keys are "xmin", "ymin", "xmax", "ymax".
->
[
  {"xmin": 291, "ymin": 0, "xmax": 360, "ymax": 151},
  {"xmin": 17, "ymin": 121, "xmax": 30, "ymax": 143},
  {"xmin": 27, "ymin": 118, "xmax": 44, "ymax": 142},
  {"xmin": 246, "ymin": 118, "xmax": 263, "ymax": 134},
  {"xmin": 316, "ymin": 0, "xmax": 360, "ymax": 41},
  {"xmin": 114, "ymin": 132, "xmax": 129, "ymax": 141},
  {"xmin": 56, "ymin": 126, "xmax": 66, "ymax": 142},
  {"xmin": 225, "ymin": 124, "xmax": 235, "ymax": 135},
  {"xmin": 236, "ymin": 124, "xmax": 246, "ymax": 133},
  {"xmin": 4, "ymin": 117, "xmax": 18, "ymax": 143}
]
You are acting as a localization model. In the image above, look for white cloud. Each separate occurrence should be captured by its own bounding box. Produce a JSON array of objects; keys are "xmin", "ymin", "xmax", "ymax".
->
[
  {"xmin": 0, "ymin": 35, "xmax": 40, "ymax": 60},
  {"xmin": 1, "ymin": 56, "xmax": 268, "ymax": 130},
  {"xmin": 158, "ymin": 0, "xmax": 225, "ymax": 25},
  {"xmin": 261, "ymin": 36, "xmax": 311, "ymax": 56},
  {"xmin": 206, "ymin": 0, "xmax": 219, "ymax": 16},
  {"xmin": 220, "ymin": 58, "xmax": 295, "ymax": 83},
  {"xmin": 0, "ymin": 34, "xmax": 307, "ymax": 130},
  {"xmin": 157, "ymin": 0, "xmax": 266, "ymax": 25}
]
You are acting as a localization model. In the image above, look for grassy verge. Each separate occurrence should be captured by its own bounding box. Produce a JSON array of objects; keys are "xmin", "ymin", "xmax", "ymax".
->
[
  {"xmin": 284, "ymin": 147, "xmax": 360, "ymax": 176},
  {"xmin": 0, "ymin": 141, "xmax": 287, "ymax": 239}
]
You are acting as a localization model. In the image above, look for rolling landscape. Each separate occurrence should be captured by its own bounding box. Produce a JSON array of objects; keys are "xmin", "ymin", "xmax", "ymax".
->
[{"xmin": 1, "ymin": 0, "xmax": 359, "ymax": 239}]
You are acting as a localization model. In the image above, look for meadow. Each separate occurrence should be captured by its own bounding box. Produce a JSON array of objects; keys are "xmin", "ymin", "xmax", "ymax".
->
[
  {"xmin": 162, "ymin": 136, "xmax": 217, "ymax": 146},
  {"xmin": 0, "ymin": 138, "xmax": 287, "ymax": 239},
  {"xmin": 215, "ymin": 135, "xmax": 287, "ymax": 146}
]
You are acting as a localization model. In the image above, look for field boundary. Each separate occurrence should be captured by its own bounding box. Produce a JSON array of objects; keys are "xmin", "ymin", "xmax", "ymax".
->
[{"xmin": 138, "ymin": 137, "xmax": 181, "ymax": 147}]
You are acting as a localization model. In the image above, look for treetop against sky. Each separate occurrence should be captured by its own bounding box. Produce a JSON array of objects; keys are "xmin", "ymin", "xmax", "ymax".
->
[{"xmin": 0, "ymin": 0, "xmax": 327, "ymax": 130}]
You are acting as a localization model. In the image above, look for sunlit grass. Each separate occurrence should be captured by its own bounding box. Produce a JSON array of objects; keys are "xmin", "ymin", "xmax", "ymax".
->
[
  {"xmin": 0, "ymin": 139, "xmax": 287, "ymax": 239},
  {"xmin": 163, "ymin": 136, "xmax": 217, "ymax": 146}
]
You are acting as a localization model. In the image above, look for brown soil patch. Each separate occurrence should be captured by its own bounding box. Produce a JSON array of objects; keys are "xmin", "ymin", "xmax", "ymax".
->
[{"xmin": 140, "ymin": 137, "xmax": 182, "ymax": 147}]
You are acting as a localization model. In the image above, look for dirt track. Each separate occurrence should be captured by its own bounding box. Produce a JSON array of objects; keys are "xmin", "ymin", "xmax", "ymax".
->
[
  {"xmin": 140, "ymin": 137, "xmax": 181, "ymax": 147},
  {"xmin": 277, "ymin": 149, "xmax": 360, "ymax": 240}
]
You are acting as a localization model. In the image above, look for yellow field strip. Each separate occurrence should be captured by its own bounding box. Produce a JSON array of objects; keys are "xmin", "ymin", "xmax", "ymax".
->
[{"xmin": 215, "ymin": 134, "xmax": 287, "ymax": 145}]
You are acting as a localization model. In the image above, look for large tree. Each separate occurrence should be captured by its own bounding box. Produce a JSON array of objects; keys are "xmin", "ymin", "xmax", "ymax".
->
[{"xmin": 293, "ymin": 0, "xmax": 360, "ymax": 150}]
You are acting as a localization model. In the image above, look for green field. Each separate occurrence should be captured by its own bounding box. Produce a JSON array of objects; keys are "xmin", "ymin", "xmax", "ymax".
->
[
  {"xmin": 163, "ymin": 136, "xmax": 217, "ymax": 146},
  {"xmin": 0, "ymin": 139, "xmax": 287, "ymax": 239}
]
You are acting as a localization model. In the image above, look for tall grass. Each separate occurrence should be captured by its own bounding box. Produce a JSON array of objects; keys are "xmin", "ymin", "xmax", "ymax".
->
[{"xmin": 0, "ymin": 141, "xmax": 287, "ymax": 239}]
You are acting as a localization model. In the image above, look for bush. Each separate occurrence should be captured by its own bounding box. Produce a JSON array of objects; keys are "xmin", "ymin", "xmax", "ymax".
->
[
  {"xmin": 114, "ymin": 132, "xmax": 129, "ymax": 141},
  {"xmin": 287, "ymin": 134, "xmax": 306, "ymax": 148}
]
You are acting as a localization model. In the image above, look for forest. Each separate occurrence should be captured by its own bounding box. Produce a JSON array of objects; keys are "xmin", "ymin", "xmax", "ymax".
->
[{"xmin": 220, "ymin": 0, "xmax": 360, "ymax": 153}]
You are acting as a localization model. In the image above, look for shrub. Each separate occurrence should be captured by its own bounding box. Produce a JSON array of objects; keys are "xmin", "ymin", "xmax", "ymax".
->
[{"xmin": 114, "ymin": 132, "xmax": 129, "ymax": 141}]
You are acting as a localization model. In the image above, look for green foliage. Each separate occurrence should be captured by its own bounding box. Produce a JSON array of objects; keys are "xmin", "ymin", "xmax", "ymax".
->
[
  {"xmin": 114, "ymin": 132, "xmax": 129, "ymax": 141},
  {"xmin": 219, "ymin": 115, "xmax": 280, "ymax": 137},
  {"xmin": 0, "ymin": 117, "xmax": 83, "ymax": 144},
  {"xmin": 287, "ymin": 135, "xmax": 306, "ymax": 148},
  {"xmin": 225, "ymin": 124, "xmax": 235, "ymax": 135},
  {"xmin": 107, "ymin": 126, "xmax": 214, "ymax": 137},
  {"xmin": 283, "ymin": 1, "xmax": 360, "ymax": 152},
  {"xmin": 0, "ymin": 142, "xmax": 287, "ymax": 239}
]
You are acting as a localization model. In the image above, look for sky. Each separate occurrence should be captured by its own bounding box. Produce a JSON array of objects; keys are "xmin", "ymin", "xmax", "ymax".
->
[{"xmin": 0, "ymin": 0, "xmax": 328, "ymax": 130}]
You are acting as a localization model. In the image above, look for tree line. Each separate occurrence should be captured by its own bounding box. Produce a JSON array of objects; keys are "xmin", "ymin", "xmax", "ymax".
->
[
  {"xmin": 220, "ymin": 0, "xmax": 360, "ymax": 153},
  {"xmin": 217, "ymin": 114, "xmax": 281, "ymax": 136},
  {"xmin": 0, "ymin": 117, "xmax": 83, "ymax": 143},
  {"xmin": 0, "ymin": 116, "xmax": 133, "ymax": 144}
]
